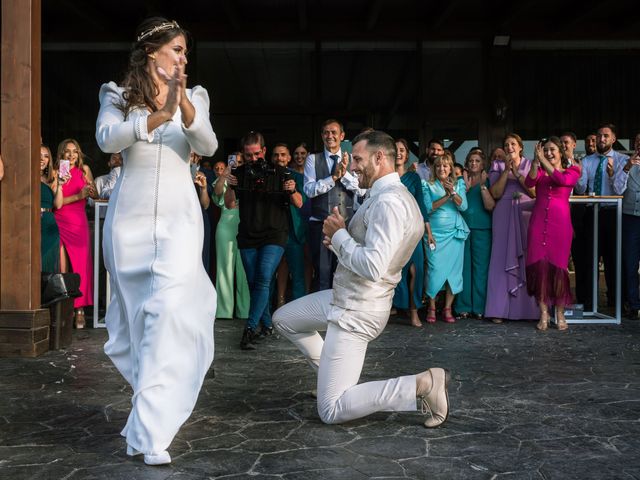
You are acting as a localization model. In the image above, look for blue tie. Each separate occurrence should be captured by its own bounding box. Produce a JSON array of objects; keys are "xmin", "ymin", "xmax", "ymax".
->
[
  {"xmin": 594, "ymin": 155, "xmax": 606, "ymax": 195},
  {"xmin": 330, "ymin": 154, "xmax": 339, "ymax": 175}
]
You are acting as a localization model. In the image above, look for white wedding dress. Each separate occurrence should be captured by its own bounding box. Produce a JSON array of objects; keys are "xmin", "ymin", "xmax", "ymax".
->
[{"xmin": 96, "ymin": 81, "xmax": 218, "ymax": 455}]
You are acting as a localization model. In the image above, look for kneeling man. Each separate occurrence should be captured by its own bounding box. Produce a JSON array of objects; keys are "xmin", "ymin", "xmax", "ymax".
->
[{"xmin": 274, "ymin": 130, "xmax": 450, "ymax": 427}]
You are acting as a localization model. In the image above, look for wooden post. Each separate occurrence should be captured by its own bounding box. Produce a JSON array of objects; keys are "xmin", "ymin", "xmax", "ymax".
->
[{"xmin": 0, "ymin": 0, "xmax": 50, "ymax": 357}]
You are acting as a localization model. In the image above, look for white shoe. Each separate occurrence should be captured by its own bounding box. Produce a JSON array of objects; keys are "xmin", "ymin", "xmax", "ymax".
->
[
  {"xmin": 144, "ymin": 450, "xmax": 171, "ymax": 465},
  {"xmin": 416, "ymin": 368, "xmax": 450, "ymax": 428}
]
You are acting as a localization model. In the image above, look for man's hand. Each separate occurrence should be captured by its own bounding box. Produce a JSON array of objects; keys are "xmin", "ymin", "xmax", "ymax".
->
[
  {"xmin": 283, "ymin": 179, "xmax": 296, "ymax": 192},
  {"xmin": 606, "ymin": 156, "xmax": 615, "ymax": 177},
  {"xmin": 333, "ymin": 155, "xmax": 349, "ymax": 181},
  {"xmin": 322, "ymin": 206, "xmax": 346, "ymax": 243},
  {"xmin": 226, "ymin": 172, "xmax": 238, "ymax": 186},
  {"xmin": 193, "ymin": 171, "xmax": 207, "ymax": 188},
  {"xmin": 625, "ymin": 154, "xmax": 640, "ymax": 172}
]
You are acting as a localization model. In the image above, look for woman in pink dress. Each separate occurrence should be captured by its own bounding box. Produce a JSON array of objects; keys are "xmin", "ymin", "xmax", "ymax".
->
[
  {"xmin": 525, "ymin": 137, "xmax": 581, "ymax": 331},
  {"xmin": 54, "ymin": 138, "xmax": 97, "ymax": 328}
]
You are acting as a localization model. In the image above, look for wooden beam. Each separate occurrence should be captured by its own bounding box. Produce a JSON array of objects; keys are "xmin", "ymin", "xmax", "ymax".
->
[
  {"xmin": 498, "ymin": 0, "xmax": 537, "ymax": 31},
  {"xmin": 298, "ymin": 0, "xmax": 308, "ymax": 32},
  {"xmin": 366, "ymin": 0, "xmax": 385, "ymax": 31},
  {"xmin": 222, "ymin": 0, "xmax": 241, "ymax": 32},
  {"xmin": 0, "ymin": 0, "xmax": 49, "ymax": 357},
  {"xmin": 430, "ymin": 0, "xmax": 461, "ymax": 31}
]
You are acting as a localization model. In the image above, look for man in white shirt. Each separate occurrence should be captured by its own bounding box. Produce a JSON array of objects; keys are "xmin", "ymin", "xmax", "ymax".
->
[
  {"xmin": 94, "ymin": 152, "xmax": 122, "ymax": 199},
  {"xmin": 415, "ymin": 138, "xmax": 444, "ymax": 182},
  {"xmin": 275, "ymin": 130, "xmax": 450, "ymax": 428},
  {"xmin": 304, "ymin": 119, "xmax": 361, "ymax": 291}
]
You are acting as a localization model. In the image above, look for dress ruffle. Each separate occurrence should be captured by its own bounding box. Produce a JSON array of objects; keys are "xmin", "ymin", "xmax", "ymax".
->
[{"xmin": 526, "ymin": 260, "xmax": 573, "ymax": 306}]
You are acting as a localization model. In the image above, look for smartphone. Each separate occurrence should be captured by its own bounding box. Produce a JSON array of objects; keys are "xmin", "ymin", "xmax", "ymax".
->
[
  {"xmin": 190, "ymin": 163, "xmax": 200, "ymax": 180},
  {"xmin": 227, "ymin": 154, "xmax": 237, "ymax": 169},
  {"xmin": 59, "ymin": 159, "xmax": 70, "ymax": 178}
]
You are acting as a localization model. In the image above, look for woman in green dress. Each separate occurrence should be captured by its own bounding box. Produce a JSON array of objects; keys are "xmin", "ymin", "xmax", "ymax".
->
[
  {"xmin": 454, "ymin": 149, "xmax": 495, "ymax": 319},
  {"xmin": 40, "ymin": 145, "xmax": 65, "ymax": 272},
  {"xmin": 212, "ymin": 157, "xmax": 250, "ymax": 320}
]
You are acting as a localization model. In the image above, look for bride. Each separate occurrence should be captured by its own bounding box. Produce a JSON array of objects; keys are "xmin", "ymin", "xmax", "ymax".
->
[{"xmin": 95, "ymin": 17, "xmax": 217, "ymax": 465}]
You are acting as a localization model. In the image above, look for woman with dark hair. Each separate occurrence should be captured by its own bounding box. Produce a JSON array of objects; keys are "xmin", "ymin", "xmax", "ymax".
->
[
  {"xmin": 95, "ymin": 17, "xmax": 218, "ymax": 465},
  {"xmin": 455, "ymin": 148, "xmax": 495, "ymax": 319},
  {"xmin": 40, "ymin": 145, "xmax": 65, "ymax": 272},
  {"xmin": 53, "ymin": 138, "xmax": 96, "ymax": 327},
  {"xmin": 485, "ymin": 134, "xmax": 539, "ymax": 323},
  {"xmin": 525, "ymin": 137, "xmax": 580, "ymax": 331},
  {"xmin": 392, "ymin": 138, "xmax": 432, "ymax": 327}
]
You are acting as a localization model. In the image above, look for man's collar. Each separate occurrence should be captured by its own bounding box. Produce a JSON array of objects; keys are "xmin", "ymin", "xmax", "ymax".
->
[{"xmin": 370, "ymin": 172, "xmax": 400, "ymax": 196}]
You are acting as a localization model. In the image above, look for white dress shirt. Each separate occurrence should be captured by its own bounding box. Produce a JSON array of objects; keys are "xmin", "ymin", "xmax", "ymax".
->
[
  {"xmin": 330, "ymin": 172, "xmax": 424, "ymax": 311},
  {"xmin": 303, "ymin": 149, "xmax": 364, "ymax": 222},
  {"xmin": 95, "ymin": 166, "xmax": 121, "ymax": 199}
]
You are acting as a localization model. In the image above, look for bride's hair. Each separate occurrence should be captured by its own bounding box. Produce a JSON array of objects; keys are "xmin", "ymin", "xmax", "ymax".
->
[{"xmin": 118, "ymin": 17, "xmax": 189, "ymax": 117}]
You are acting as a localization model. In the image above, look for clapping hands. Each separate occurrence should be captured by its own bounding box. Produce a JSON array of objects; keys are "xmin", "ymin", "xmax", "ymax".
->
[
  {"xmin": 157, "ymin": 57, "xmax": 187, "ymax": 117},
  {"xmin": 441, "ymin": 177, "xmax": 455, "ymax": 196}
]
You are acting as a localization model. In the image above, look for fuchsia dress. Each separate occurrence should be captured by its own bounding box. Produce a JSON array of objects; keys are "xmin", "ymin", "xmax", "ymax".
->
[
  {"xmin": 524, "ymin": 166, "xmax": 581, "ymax": 306},
  {"xmin": 54, "ymin": 166, "xmax": 93, "ymax": 308}
]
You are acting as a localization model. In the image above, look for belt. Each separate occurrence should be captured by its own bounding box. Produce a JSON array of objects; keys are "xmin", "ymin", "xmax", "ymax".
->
[{"xmin": 40, "ymin": 208, "xmax": 52, "ymax": 213}]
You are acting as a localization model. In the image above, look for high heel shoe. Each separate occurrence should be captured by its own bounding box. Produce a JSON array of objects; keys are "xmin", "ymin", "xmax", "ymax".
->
[
  {"xmin": 426, "ymin": 307, "xmax": 437, "ymax": 323},
  {"xmin": 556, "ymin": 315, "xmax": 568, "ymax": 331},
  {"xmin": 536, "ymin": 312, "xmax": 549, "ymax": 331},
  {"xmin": 74, "ymin": 309, "xmax": 85, "ymax": 329},
  {"xmin": 442, "ymin": 307, "xmax": 455, "ymax": 323}
]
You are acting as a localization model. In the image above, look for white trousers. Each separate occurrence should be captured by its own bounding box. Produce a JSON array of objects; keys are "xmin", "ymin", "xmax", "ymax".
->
[{"xmin": 273, "ymin": 290, "xmax": 417, "ymax": 424}]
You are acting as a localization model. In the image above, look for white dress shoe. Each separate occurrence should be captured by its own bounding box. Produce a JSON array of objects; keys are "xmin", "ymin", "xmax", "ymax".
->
[
  {"xmin": 416, "ymin": 367, "xmax": 450, "ymax": 428},
  {"xmin": 144, "ymin": 450, "xmax": 171, "ymax": 466}
]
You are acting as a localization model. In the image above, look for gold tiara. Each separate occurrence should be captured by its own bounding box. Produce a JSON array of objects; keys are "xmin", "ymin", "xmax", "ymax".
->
[{"xmin": 136, "ymin": 21, "xmax": 180, "ymax": 42}]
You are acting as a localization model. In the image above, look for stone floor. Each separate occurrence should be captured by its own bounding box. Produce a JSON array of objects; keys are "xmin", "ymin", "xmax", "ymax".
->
[{"xmin": 1, "ymin": 315, "xmax": 639, "ymax": 480}]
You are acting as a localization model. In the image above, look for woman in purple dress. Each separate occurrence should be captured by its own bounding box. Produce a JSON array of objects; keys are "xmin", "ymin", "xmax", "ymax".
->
[
  {"xmin": 485, "ymin": 135, "xmax": 539, "ymax": 323},
  {"xmin": 525, "ymin": 137, "xmax": 580, "ymax": 331}
]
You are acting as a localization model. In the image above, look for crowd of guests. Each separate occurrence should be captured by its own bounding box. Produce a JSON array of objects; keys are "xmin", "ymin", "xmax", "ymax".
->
[{"xmin": 35, "ymin": 120, "xmax": 640, "ymax": 341}]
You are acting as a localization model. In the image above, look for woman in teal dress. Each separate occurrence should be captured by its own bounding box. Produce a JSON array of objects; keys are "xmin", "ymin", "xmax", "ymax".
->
[
  {"xmin": 212, "ymin": 163, "xmax": 250, "ymax": 320},
  {"xmin": 40, "ymin": 145, "xmax": 64, "ymax": 272},
  {"xmin": 392, "ymin": 139, "xmax": 433, "ymax": 327},
  {"xmin": 424, "ymin": 153, "xmax": 469, "ymax": 323},
  {"xmin": 454, "ymin": 149, "xmax": 495, "ymax": 319}
]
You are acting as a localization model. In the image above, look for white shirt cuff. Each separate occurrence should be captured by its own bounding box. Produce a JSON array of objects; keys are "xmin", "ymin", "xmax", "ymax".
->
[{"xmin": 331, "ymin": 228, "xmax": 351, "ymax": 253}]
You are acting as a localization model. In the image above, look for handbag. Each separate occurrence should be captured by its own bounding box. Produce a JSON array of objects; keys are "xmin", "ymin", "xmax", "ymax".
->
[{"xmin": 41, "ymin": 272, "xmax": 82, "ymax": 307}]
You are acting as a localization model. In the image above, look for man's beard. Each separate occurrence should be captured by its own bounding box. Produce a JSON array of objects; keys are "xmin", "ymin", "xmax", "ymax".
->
[{"xmin": 596, "ymin": 143, "xmax": 610, "ymax": 154}]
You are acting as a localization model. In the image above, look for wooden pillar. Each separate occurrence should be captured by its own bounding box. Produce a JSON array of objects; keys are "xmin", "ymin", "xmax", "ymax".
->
[{"xmin": 0, "ymin": 0, "xmax": 49, "ymax": 357}]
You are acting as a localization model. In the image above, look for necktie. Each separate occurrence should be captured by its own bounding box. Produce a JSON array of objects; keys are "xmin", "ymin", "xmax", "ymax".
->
[
  {"xmin": 594, "ymin": 155, "xmax": 606, "ymax": 195},
  {"xmin": 330, "ymin": 154, "xmax": 339, "ymax": 175}
]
